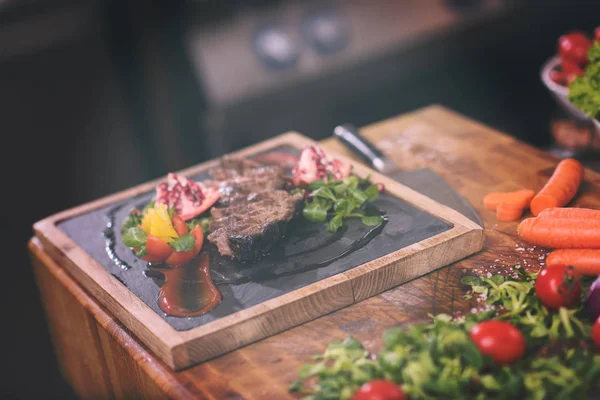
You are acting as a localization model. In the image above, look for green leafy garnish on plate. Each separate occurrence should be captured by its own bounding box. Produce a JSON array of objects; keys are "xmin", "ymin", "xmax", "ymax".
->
[
  {"xmin": 121, "ymin": 227, "xmax": 147, "ymax": 248},
  {"xmin": 169, "ymin": 233, "xmax": 195, "ymax": 252},
  {"xmin": 186, "ymin": 217, "xmax": 212, "ymax": 236},
  {"xmin": 302, "ymin": 176, "xmax": 384, "ymax": 233}
]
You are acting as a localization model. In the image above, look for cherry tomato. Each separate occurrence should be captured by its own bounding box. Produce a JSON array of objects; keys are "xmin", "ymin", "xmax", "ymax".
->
[
  {"xmin": 595, "ymin": 27, "xmax": 600, "ymax": 43},
  {"xmin": 562, "ymin": 59, "xmax": 584, "ymax": 77},
  {"xmin": 535, "ymin": 265, "xmax": 581, "ymax": 310},
  {"xmin": 190, "ymin": 225, "xmax": 204, "ymax": 256},
  {"xmin": 142, "ymin": 254, "xmax": 164, "ymax": 263},
  {"xmin": 134, "ymin": 247, "xmax": 165, "ymax": 263},
  {"xmin": 172, "ymin": 214, "xmax": 189, "ymax": 237},
  {"xmin": 352, "ymin": 380, "xmax": 405, "ymax": 400},
  {"xmin": 561, "ymin": 59, "xmax": 584, "ymax": 84},
  {"xmin": 163, "ymin": 225, "xmax": 204, "ymax": 266},
  {"xmin": 164, "ymin": 248, "xmax": 195, "ymax": 266},
  {"xmin": 593, "ymin": 317, "xmax": 600, "ymax": 347},
  {"xmin": 145, "ymin": 235, "xmax": 174, "ymax": 260},
  {"xmin": 558, "ymin": 32, "xmax": 592, "ymax": 66},
  {"xmin": 550, "ymin": 69, "xmax": 566, "ymax": 85},
  {"xmin": 469, "ymin": 320, "xmax": 525, "ymax": 365}
]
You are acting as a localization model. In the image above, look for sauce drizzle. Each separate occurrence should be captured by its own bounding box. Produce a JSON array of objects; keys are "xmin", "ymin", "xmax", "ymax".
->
[{"xmin": 150, "ymin": 252, "xmax": 222, "ymax": 317}]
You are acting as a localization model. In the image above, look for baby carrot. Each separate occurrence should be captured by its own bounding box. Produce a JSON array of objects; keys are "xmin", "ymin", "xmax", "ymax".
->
[
  {"xmin": 518, "ymin": 218, "xmax": 600, "ymax": 248},
  {"xmin": 496, "ymin": 203, "xmax": 524, "ymax": 222},
  {"xmin": 484, "ymin": 190, "xmax": 535, "ymax": 210},
  {"xmin": 530, "ymin": 158, "xmax": 584, "ymax": 216},
  {"xmin": 546, "ymin": 249, "xmax": 600, "ymax": 275},
  {"xmin": 537, "ymin": 207, "xmax": 600, "ymax": 220}
]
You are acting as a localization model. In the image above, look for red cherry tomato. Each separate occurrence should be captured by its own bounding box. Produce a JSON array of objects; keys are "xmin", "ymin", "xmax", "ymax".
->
[
  {"xmin": 164, "ymin": 225, "xmax": 204, "ymax": 266},
  {"xmin": 535, "ymin": 265, "xmax": 581, "ymax": 310},
  {"xmin": 134, "ymin": 246, "xmax": 165, "ymax": 263},
  {"xmin": 145, "ymin": 235, "xmax": 174, "ymax": 261},
  {"xmin": 549, "ymin": 69, "xmax": 566, "ymax": 85},
  {"xmin": 558, "ymin": 32, "xmax": 592, "ymax": 66},
  {"xmin": 595, "ymin": 27, "xmax": 600, "ymax": 43},
  {"xmin": 164, "ymin": 248, "xmax": 195, "ymax": 266},
  {"xmin": 190, "ymin": 225, "xmax": 204, "ymax": 256},
  {"xmin": 142, "ymin": 254, "xmax": 164, "ymax": 263},
  {"xmin": 593, "ymin": 317, "xmax": 600, "ymax": 347},
  {"xmin": 469, "ymin": 320, "xmax": 525, "ymax": 365},
  {"xmin": 352, "ymin": 380, "xmax": 405, "ymax": 400},
  {"xmin": 562, "ymin": 59, "xmax": 584, "ymax": 77},
  {"xmin": 172, "ymin": 214, "xmax": 189, "ymax": 237}
]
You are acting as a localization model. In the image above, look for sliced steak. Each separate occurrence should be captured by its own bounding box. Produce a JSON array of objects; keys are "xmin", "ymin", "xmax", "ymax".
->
[
  {"xmin": 209, "ymin": 157, "xmax": 259, "ymax": 181},
  {"xmin": 207, "ymin": 190, "xmax": 304, "ymax": 262},
  {"xmin": 210, "ymin": 157, "xmax": 285, "ymax": 207}
]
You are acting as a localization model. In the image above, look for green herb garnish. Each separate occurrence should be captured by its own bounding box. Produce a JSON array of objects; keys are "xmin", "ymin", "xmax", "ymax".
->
[
  {"xmin": 569, "ymin": 42, "xmax": 600, "ymax": 119},
  {"xmin": 187, "ymin": 217, "xmax": 212, "ymax": 236},
  {"xmin": 169, "ymin": 233, "xmax": 195, "ymax": 252},
  {"xmin": 121, "ymin": 199, "xmax": 155, "ymax": 233},
  {"xmin": 121, "ymin": 210, "xmax": 143, "ymax": 232},
  {"xmin": 293, "ymin": 267, "xmax": 600, "ymax": 399},
  {"xmin": 121, "ymin": 227, "xmax": 147, "ymax": 248},
  {"xmin": 302, "ymin": 176, "xmax": 383, "ymax": 232},
  {"xmin": 135, "ymin": 246, "xmax": 147, "ymax": 257}
]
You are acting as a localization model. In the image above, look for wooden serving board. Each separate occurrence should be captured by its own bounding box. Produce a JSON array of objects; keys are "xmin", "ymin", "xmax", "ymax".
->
[{"xmin": 34, "ymin": 132, "xmax": 484, "ymax": 370}]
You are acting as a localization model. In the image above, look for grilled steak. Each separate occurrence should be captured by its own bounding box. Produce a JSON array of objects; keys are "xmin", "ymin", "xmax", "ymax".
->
[
  {"xmin": 210, "ymin": 157, "xmax": 285, "ymax": 207},
  {"xmin": 207, "ymin": 157, "xmax": 304, "ymax": 261}
]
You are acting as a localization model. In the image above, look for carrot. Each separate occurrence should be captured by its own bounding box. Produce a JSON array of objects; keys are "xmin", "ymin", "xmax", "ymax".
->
[
  {"xmin": 537, "ymin": 207, "xmax": 600, "ymax": 220},
  {"xmin": 546, "ymin": 249, "xmax": 600, "ymax": 275},
  {"xmin": 530, "ymin": 158, "xmax": 584, "ymax": 216},
  {"xmin": 483, "ymin": 190, "xmax": 535, "ymax": 210},
  {"xmin": 496, "ymin": 203, "xmax": 524, "ymax": 222},
  {"xmin": 517, "ymin": 217, "xmax": 600, "ymax": 248}
]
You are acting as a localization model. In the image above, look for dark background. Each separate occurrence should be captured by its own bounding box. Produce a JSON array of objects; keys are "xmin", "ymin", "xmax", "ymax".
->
[{"xmin": 2, "ymin": 0, "xmax": 599, "ymax": 398}]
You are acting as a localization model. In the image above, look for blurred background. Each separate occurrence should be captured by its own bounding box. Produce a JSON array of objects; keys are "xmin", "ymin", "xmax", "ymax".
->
[{"xmin": 2, "ymin": 0, "xmax": 600, "ymax": 398}]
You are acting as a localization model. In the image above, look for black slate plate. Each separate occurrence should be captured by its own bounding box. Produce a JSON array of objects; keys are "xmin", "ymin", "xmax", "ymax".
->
[{"xmin": 58, "ymin": 147, "xmax": 451, "ymax": 331}]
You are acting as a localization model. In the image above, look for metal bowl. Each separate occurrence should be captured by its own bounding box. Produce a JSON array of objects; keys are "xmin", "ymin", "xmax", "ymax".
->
[{"xmin": 540, "ymin": 55, "xmax": 600, "ymax": 132}]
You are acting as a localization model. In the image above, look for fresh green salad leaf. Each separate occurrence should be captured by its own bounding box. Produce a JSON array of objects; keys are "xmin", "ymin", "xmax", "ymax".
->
[
  {"xmin": 302, "ymin": 175, "xmax": 384, "ymax": 232},
  {"xmin": 326, "ymin": 214, "xmax": 344, "ymax": 233},
  {"xmin": 364, "ymin": 184, "xmax": 379, "ymax": 202},
  {"xmin": 303, "ymin": 199, "xmax": 329, "ymax": 223},
  {"xmin": 568, "ymin": 42, "xmax": 600, "ymax": 119},
  {"xmin": 135, "ymin": 246, "xmax": 147, "ymax": 257},
  {"xmin": 169, "ymin": 233, "xmax": 195, "ymax": 252},
  {"xmin": 121, "ymin": 200, "xmax": 155, "ymax": 233},
  {"xmin": 121, "ymin": 227, "xmax": 147, "ymax": 248},
  {"xmin": 361, "ymin": 215, "xmax": 384, "ymax": 226},
  {"xmin": 121, "ymin": 210, "xmax": 143, "ymax": 232},
  {"xmin": 187, "ymin": 217, "xmax": 212, "ymax": 236},
  {"xmin": 311, "ymin": 186, "xmax": 337, "ymax": 202},
  {"xmin": 292, "ymin": 267, "xmax": 600, "ymax": 399}
]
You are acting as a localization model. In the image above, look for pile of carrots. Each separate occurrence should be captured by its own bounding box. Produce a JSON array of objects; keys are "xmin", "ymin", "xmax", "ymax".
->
[
  {"xmin": 483, "ymin": 158, "xmax": 583, "ymax": 222},
  {"xmin": 484, "ymin": 157, "xmax": 600, "ymax": 276}
]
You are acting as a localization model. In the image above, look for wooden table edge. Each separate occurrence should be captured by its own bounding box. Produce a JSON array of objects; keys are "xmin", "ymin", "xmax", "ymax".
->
[{"xmin": 28, "ymin": 237, "xmax": 198, "ymax": 400}]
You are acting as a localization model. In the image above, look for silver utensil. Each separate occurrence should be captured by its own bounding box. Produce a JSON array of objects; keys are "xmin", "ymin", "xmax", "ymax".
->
[{"xmin": 334, "ymin": 123, "xmax": 482, "ymax": 226}]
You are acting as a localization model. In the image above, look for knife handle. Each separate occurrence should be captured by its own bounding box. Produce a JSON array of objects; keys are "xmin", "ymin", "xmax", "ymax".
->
[{"xmin": 334, "ymin": 124, "xmax": 386, "ymax": 171}]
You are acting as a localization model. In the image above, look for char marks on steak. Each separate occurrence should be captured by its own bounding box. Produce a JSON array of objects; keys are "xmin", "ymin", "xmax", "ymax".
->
[
  {"xmin": 210, "ymin": 157, "xmax": 285, "ymax": 207},
  {"xmin": 207, "ymin": 157, "xmax": 304, "ymax": 261}
]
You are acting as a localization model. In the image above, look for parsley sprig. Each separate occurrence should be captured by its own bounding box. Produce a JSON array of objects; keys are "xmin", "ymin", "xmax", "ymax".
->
[
  {"xmin": 303, "ymin": 175, "xmax": 384, "ymax": 232},
  {"xmin": 291, "ymin": 267, "xmax": 600, "ymax": 399}
]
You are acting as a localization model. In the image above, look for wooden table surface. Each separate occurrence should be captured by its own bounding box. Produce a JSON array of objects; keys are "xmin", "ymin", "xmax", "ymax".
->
[{"xmin": 29, "ymin": 105, "xmax": 600, "ymax": 400}]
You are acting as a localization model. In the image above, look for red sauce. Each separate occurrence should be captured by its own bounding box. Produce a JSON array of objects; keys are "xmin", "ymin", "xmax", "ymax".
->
[{"xmin": 154, "ymin": 252, "xmax": 222, "ymax": 317}]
